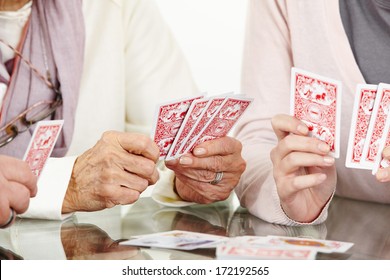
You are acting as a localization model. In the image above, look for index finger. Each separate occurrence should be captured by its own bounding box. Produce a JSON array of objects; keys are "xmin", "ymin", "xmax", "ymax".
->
[
  {"xmin": 271, "ymin": 114, "xmax": 309, "ymax": 141},
  {"xmin": 0, "ymin": 156, "xmax": 37, "ymax": 196},
  {"xmin": 116, "ymin": 132, "xmax": 160, "ymax": 163},
  {"xmin": 192, "ymin": 136, "xmax": 242, "ymax": 158}
]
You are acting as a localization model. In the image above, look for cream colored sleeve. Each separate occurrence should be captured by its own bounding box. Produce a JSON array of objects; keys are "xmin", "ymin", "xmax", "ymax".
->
[{"xmin": 20, "ymin": 157, "xmax": 76, "ymax": 220}]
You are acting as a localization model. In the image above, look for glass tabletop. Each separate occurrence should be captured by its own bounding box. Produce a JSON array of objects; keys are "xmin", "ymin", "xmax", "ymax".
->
[{"xmin": 1, "ymin": 195, "xmax": 389, "ymax": 260}]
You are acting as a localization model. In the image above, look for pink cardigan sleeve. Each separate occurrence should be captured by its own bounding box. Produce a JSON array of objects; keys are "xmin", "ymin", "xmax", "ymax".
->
[{"xmin": 234, "ymin": 0, "xmax": 330, "ymax": 225}]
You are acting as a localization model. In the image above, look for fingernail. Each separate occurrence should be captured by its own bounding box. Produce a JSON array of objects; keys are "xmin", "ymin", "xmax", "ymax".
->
[
  {"xmin": 193, "ymin": 148, "xmax": 206, "ymax": 156},
  {"xmin": 297, "ymin": 125, "xmax": 308, "ymax": 134},
  {"xmin": 179, "ymin": 156, "xmax": 193, "ymax": 165},
  {"xmin": 377, "ymin": 170, "xmax": 388, "ymax": 181},
  {"xmin": 318, "ymin": 142, "xmax": 330, "ymax": 153},
  {"xmin": 323, "ymin": 156, "xmax": 335, "ymax": 165}
]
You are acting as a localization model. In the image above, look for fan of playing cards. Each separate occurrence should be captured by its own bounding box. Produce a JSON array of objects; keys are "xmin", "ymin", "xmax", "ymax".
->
[
  {"xmin": 291, "ymin": 67, "xmax": 390, "ymax": 175},
  {"xmin": 346, "ymin": 83, "xmax": 390, "ymax": 174},
  {"xmin": 152, "ymin": 93, "xmax": 253, "ymax": 160}
]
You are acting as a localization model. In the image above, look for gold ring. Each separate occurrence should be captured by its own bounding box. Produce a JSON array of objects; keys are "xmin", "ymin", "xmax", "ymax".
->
[{"xmin": 0, "ymin": 208, "xmax": 15, "ymax": 229}]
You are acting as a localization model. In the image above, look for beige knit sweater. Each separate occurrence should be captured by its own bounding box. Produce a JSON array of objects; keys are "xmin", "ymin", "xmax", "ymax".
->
[{"xmin": 235, "ymin": 0, "xmax": 390, "ymax": 225}]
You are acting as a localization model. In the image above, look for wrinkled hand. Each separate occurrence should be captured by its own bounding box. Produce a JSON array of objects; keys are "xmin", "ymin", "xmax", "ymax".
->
[
  {"xmin": 270, "ymin": 114, "xmax": 336, "ymax": 223},
  {"xmin": 62, "ymin": 131, "xmax": 159, "ymax": 213},
  {"xmin": 0, "ymin": 155, "xmax": 37, "ymax": 227},
  {"xmin": 165, "ymin": 136, "xmax": 246, "ymax": 204},
  {"xmin": 61, "ymin": 222, "xmax": 141, "ymax": 260},
  {"xmin": 375, "ymin": 146, "xmax": 390, "ymax": 183}
]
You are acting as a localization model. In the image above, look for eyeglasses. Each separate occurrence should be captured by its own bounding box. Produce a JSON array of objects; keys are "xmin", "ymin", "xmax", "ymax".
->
[{"xmin": 0, "ymin": 38, "xmax": 62, "ymax": 148}]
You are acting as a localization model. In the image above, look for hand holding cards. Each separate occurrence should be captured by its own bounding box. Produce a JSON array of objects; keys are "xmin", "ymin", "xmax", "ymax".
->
[{"xmin": 152, "ymin": 93, "xmax": 253, "ymax": 160}]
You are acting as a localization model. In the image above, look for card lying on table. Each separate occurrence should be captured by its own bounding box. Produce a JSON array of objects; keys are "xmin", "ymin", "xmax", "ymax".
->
[
  {"xmin": 290, "ymin": 67, "xmax": 342, "ymax": 158},
  {"xmin": 120, "ymin": 230, "xmax": 227, "ymax": 251},
  {"xmin": 264, "ymin": 235, "xmax": 353, "ymax": 253},
  {"xmin": 23, "ymin": 120, "xmax": 64, "ymax": 177},
  {"xmin": 217, "ymin": 245, "xmax": 317, "ymax": 260}
]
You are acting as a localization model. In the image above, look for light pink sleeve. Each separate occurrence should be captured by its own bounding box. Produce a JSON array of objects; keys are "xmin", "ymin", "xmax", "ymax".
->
[{"xmin": 234, "ymin": 0, "xmax": 329, "ymax": 225}]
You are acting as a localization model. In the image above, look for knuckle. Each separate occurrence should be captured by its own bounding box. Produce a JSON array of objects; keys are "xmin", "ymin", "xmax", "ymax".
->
[
  {"xmin": 149, "ymin": 174, "xmax": 158, "ymax": 185},
  {"xmin": 99, "ymin": 169, "xmax": 115, "ymax": 184},
  {"xmin": 235, "ymin": 140, "xmax": 243, "ymax": 153},
  {"xmin": 237, "ymin": 158, "xmax": 247, "ymax": 173},
  {"xmin": 120, "ymin": 191, "xmax": 140, "ymax": 205},
  {"xmin": 18, "ymin": 191, "xmax": 30, "ymax": 212},
  {"xmin": 101, "ymin": 130, "xmax": 116, "ymax": 141},
  {"xmin": 199, "ymin": 169, "xmax": 215, "ymax": 181},
  {"xmin": 135, "ymin": 178, "xmax": 149, "ymax": 190},
  {"xmin": 284, "ymin": 154, "xmax": 296, "ymax": 167},
  {"xmin": 211, "ymin": 156, "xmax": 224, "ymax": 171},
  {"xmin": 142, "ymin": 162, "xmax": 156, "ymax": 178},
  {"xmin": 136, "ymin": 134, "xmax": 152, "ymax": 151}
]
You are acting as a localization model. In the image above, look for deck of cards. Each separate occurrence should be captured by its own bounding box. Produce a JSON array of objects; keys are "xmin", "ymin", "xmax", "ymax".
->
[
  {"xmin": 151, "ymin": 93, "xmax": 253, "ymax": 160},
  {"xmin": 346, "ymin": 83, "xmax": 390, "ymax": 174}
]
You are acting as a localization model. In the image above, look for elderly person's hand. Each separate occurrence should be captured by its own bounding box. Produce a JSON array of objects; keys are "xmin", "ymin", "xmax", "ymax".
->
[
  {"xmin": 62, "ymin": 131, "xmax": 159, "ymax": 213},
  {"xmin": 0, "ymin": 155, "xmax": 38, "ymax": 228},
  {"xmin": 270, "ymin": 114, "xmax": 336, "ymax": 223},
  {"xmin": 165, "ymin": 136, "xmax": 246, "ymax": 204},
  {"xmin": 375, "ymin": 147, "xmax": 390, "ymax": 183}
]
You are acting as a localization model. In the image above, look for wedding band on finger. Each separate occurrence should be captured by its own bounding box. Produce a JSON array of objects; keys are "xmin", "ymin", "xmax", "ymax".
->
[
  {"xmin": 210, "ymin": 171, "xmax": 224, "ymax": 185},
  {"xmin": 0, "ymin": 208, "xmax": 16, "ymax": 229}
]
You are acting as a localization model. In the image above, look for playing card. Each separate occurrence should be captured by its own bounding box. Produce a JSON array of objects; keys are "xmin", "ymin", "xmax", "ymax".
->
[
  {"xmin": 120, "ymin": 230, "xmax": 227, "ymax": 251},
  {"xmin": 23, "ymin": 120, "xmax": 64, "ymax": 177},
  {"xmin": 151, "ymin": 95, "xmax": 203, "ymax": 159},
  {"xmin": 290, "ymin": 68, "xmax": 342, "ymax": 158},
  {"xmin": 361, "ymin": 83, "xmax": 390, "ymax": 168},
  {"xmin": 216, "ymin": 245, "xmax": 317, "ymax": 260},
  {"xmin": 372, "ymin": 97, "xmax": 390, "ymax": 175},
  {"xmin": 345, "ymin": 84, "xmax": 378, "ymax": 169},
  {"xmin": 165, "ymin": 98, "xmax": 209, "ymax": 160},
  {"xmin": 264, "ymin": 235, "xmax": 353, "ymax": 253},
  {"xmin": 182, "ymin": 96, "xmax": 253, "ymax": 154},
  {"xmin": 176, "ymin": 96, "xmax": 226, "ymax": 157}
]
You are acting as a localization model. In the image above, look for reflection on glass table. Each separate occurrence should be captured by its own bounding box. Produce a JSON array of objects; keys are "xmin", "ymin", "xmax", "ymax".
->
[{"xmin": 0, "ymin": 196, "xmax": 389, "ymax": 259}]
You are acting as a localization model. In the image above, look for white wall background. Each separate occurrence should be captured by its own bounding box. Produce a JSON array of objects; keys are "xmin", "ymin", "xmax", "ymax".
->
[{"xmin": 155, "ymin": 0, "xmax": 248, "ymax": 95}]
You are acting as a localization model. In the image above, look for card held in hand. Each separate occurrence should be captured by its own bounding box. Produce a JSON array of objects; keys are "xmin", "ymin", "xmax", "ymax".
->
[
  {"xmin": 151, "ymin": 95, "xmax": 203, "ymax": 159},
  {"xmin": 345, "ymin": 84, "xmax": 378, "ymax": 169},
  {"xmin": 361, "ymin": 83, "xmax": 390, "ymax": 168},
  {"xmin": 290, "ymin": 68, "xmax": 342, "ymax": 158},
  {"xmin": 23, "ymin": 120, "xmax": 64, "ymax": 177},
  {"xmin": 183, "ymin": 96, "xmax": 253, "ymax": 154}
]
